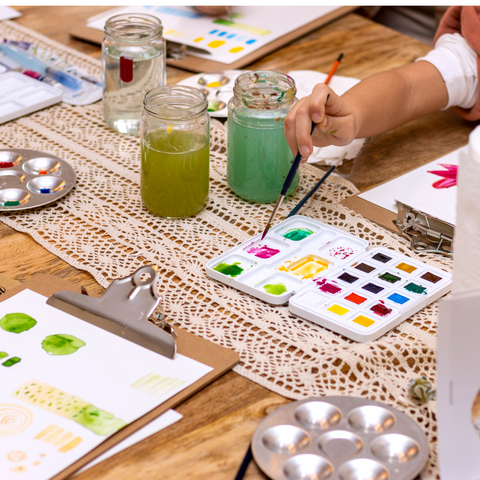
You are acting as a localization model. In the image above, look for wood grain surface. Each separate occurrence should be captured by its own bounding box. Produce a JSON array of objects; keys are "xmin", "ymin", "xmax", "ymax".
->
[{"xmin": 2, "ymin": 6, "xmax": 474, "ymax": 479}]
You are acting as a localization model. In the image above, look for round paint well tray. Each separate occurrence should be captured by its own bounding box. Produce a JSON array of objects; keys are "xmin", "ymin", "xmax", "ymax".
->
[
  {"xmin": 0, "ymin": 149, "xmax": 76, "ymax": 211},
  {"xmin": 252, "ymin": 396, "xmax": 429, "ymax": 480}
]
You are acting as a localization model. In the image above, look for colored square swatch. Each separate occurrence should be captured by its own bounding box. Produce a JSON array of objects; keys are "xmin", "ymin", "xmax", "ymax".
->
[
  {"xmin": 396, "ymin": 262, "xmax": 417, "ymax": 274},
  {"xmin": 388, "ymin": 293, "xmax": 410, "ymax": 305},
  {"xmin": 362, "ymin": 282, "xmax": 384, "ymax": 294},
  {"xmin": 372, "ymin": 252, "xmax": 392, "ymax": 263},
  {"xmin": 421, "ymin": 271, "xmax": 442, "ymax": 284},
  {"xmin": 404, "ymin": 282, "xmax": 427, "ymax": 294},
  {"xmin": 378, "ymin": 272, "xmax": 401, "ymax": 284},
  {"xmin": 370, "ymin": 303, "xmax": 393, "ymax": 317},
  {"xmin": 327, "ymin": 304, "xmax": 349, "ymax": 316},
  {"xmin": 353, "ymin": 315, "xmax": 375, "ymax": 327},
  {"xmin": 345, "ymin": 293, "xmax": 367, "ymax": 305},
  {"xmin": 338, "ymin": 272, "xmax": 359, "ymax": 284},
  {"xmin": 354, "ymin": 263, "xmax": 375, "ymax": 274}
]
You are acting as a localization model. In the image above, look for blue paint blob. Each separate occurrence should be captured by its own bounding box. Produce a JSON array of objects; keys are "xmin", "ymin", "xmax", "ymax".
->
[{"xmin": 388, "ymin": 293, "xmax": 410, "ymax": 305}]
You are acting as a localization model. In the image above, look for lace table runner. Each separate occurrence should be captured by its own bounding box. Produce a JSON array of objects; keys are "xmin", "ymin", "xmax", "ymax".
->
[{"xmin": 0, "ymin": 20, "xmax": 452, "ymax": 479}]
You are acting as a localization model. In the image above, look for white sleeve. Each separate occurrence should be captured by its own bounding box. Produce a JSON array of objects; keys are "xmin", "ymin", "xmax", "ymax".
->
[{"xmin": 416, "ymin": 33, "xmax": 478, "ymax": 110}]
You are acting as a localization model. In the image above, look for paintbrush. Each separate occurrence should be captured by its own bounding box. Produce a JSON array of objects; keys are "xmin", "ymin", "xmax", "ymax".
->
[
  {"xmin": 260, "ymin": 94, "xmax": 330, "ymax": 241},
  {"xmin": 324, "ymin": 52, "xmax": 344, "ymax": 85}
]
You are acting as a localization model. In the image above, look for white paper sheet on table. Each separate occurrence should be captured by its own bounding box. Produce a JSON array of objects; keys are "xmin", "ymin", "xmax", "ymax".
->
[
  {"xmin": 0, "ymin": 289, "xmax": 212, "ymax": 480},
  {"xmin": 358, "ymin": 147, "xmax": 464, "ymax": 226},
  {"xmin": 287, "ymin": 70, "xmax": 366, "ymax": 165},
  {"xmin": 87, "ymin": 6, "xmax": 339, "ymax": 65},
  {"xmin": 0, "ymin": 7, "xmax": 20, "ymax": 21},
  {"xmin": 76, "ymin": 409, "xmax": 183, "ymax": 474}
]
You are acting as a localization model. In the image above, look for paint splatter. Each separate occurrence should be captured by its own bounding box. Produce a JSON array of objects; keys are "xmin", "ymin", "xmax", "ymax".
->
[
  {"xmin": 2, "ymin": 357, "xmax": 21, "ymax": 367},
  {"xmin": 314, "ymin": 278, "xmax": 341, "ymax": 294},
  {"xmin": 404, "ymin": 283, "xmax": 427, "ymax": 294},
  {"xmin": 327, "ymin": 246, "xmax": 355, "ymax": 260},
  {"xmin": 0, "ymin": 313, "xmax": 37, "ymax": 334},
  {"xmin": 213, "ymin": 262, "xmax": 244, "ymax": 277},
  {"xmin": 428, "ymin": 164, "xmax": 457, "ymax": 189},
  {"xmin": 12, "ymin": 381, "xmax": 126, "ymax": 436},
  {"xmin": 247, "ymin": 244, "xmax": 280, "ymax": 259},
  {"xmin": 0, "ymin": 404, "xmax": 33, "ymax": 437},
  {"xmin": 131, "ymin": 373, "xmax": 185, "ymax": 398},
  {"xmin": 42, "ymin": 335, "xmax": 86, "ymax": 356},
  {"xmin": 282, "ymin": 228, "xmax": 313, "ymax": 241},
  {"xmin": 263, "ymin": 283, "xmax": 287, "ymax": 295},
  {"xmin": 370, "ymin": 303, "xmax": 392, "ymax": 317}
]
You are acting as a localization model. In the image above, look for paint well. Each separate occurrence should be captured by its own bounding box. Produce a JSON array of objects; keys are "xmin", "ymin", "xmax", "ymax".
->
[
  {"xmin": 247, "ymin": 244, "xmax": 280, "ymax": 259},
  {"xmin": 404, "ymin": 282, "xmax": 427, "ymax": 294},
  {"xmin": 285, "ymin": 255, "xmax": 329, "ymax": 279},
  {"xmin": 263, "ymin": 283, "xmax": 287, "ymax": 296},
  {"xmin": 213, "ymin": 262, "xmax": 244, "ymax": 277},
  {"xmin": 281, "ymin": 228, "xmax": 313, "ymax": 241},
  {"xmin": 388, "ymin": 293, "xmax": 410, "ymax": 305},
  {"xmin": 396, "ymin": 262, "xmax": 417, "ymax": 274},
  {"xmin": 353, "ymin": 315, "xmax": 375, "ymax": 328},
  {"xmin": 338, "ymin": 272, "xmax": 359, "ymax": 284},
  {"xmin": 327, "ymin": 304, "xmax": 349, "ymax": 316},
  {"xmin": 354, "ymin": 263, "xmax": 375, "ymax": 274},
  {"xmin": 421, "ymin": 271, "xmax": 442, "ymax": 284},
  {"xmin": 372, "ymin": 252, "xmax": 392, "ymax": 263},
  {"xmin": 345, "ymin": 293, "xmax": 367, "ymax": 305},
  {"xmin": 370, "ymin": 303, "xmax": 392, "ymax": 317},
  {"xmin": 362, "ymin": 283, "xmax": 384, "ymax": 294},
  {"xmin": 378, "ymin": 272, "xmax": 401, "ymax": 284}
]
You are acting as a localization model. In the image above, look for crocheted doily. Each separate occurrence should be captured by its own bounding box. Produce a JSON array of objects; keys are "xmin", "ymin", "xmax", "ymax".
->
[{"xmin": 0, "ymin": 20, "xmax": 453, "ymax": 479}]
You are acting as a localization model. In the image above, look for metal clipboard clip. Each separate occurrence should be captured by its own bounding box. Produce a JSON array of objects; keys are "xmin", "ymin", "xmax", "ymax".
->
[
  {"xmin": 393, "ymin": 200, "xmax": 454, "ymax": 256},
  {"xmin": 46, "ymin": 265, "xmax": 177, "ymax": 359}
]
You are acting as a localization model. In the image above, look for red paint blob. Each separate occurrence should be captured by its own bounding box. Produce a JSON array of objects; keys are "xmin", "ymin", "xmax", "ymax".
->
[
  {"xmin": 39, "ymin": 170, "xmax": 48, "ymax": 175},
  {"xmin": 370, "ymin": 303, "xmax": 392, "ymax": 317},
  {"xmin": 345, "ymin": 292, "xmax": 366, "ymax": 305},
  {"xmin": 0, "ymin": 162, "xmax": 14, "ymax": 168},
  {"xmin": 314, "ymin": 278, "xmax": 342, "ymax": 294}
]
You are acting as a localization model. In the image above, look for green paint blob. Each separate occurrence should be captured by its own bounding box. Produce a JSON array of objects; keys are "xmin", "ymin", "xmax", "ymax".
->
[
  {"xmin": 42, "ymin": 334, "xmax": 86, "ymax": 355},
  {"xmin": 213, "ymin": 262, "xmax": 244, "ymax": 277},
  {"xmin": 0, "ymin": 313, "xmax": 37, "ymax": 333},
  {"xmin": 72, "ymin": 405, "xmax": 126, "ymax": 436},
  {"xmin": 282, "ymin": 228, "xmax": 313, "ymax": 241},
  {"xmin": 378, "ymin": 272, "xmax": 401, "ymax": 284},
  {"xmin": 263, "ymin": 283, "xmax": 287, "ymax": 295},
  {"xmin": 2, "ymin": 357, "xmax": 21, "ymax": 367},
  {"xmin": 405, "ymin": 283, "xmax": 427, "ymax": 294},
  {"xmin": 0, "ymin": 352, "xmax": 8, "ymax": 360}
]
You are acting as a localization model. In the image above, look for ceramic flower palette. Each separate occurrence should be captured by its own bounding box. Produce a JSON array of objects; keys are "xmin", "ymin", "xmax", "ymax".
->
[{"xmin": 205, "ymin": 215, "xmax": 452, "ymax": 342}]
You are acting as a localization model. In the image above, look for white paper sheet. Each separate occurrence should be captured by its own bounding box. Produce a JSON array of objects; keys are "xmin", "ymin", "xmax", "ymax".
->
[
  {"xmin": 76, "ymin": 409, "xmax": 183, "ymax": 474},
  {"xmin": 0, "ymin": 7, "xmax": 20, "ymax": 21},
  {"xmin": 358, "ymin": 147, "xmax": 465, "ymax": 225},
  {"xmin": 0, "ymin": 289, "xmax": 212, "ymax": 480},
  {"xmin": 87, "ymin": 6, "xmax": 339, "ymax": 65}
]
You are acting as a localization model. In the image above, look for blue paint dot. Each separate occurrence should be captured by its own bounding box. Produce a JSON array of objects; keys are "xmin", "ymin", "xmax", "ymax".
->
[
  {"xmin": 40, "ymin": 188, "xmax": 51, "ymax": 194},
  {"xmin": 227, "ymin": 34, "xmax": 236, "ymax": 39},
  {"xmin": 218, "ymin": 31, "xmax": 227, "ymax": 37},
  {"xmin": 388, "ymin": 293, "xmax": 409, "ymax": 305},
  {"xmin": 236, "ymin": 36, "xmax": 246, "ymax": 41},
  {"xmin": 246, "ymin": 39, "xmax": 256, "ymax": 44},
  {"xmin": 209, "ymin": 29, "xmax": 218, "ymax": 34}
]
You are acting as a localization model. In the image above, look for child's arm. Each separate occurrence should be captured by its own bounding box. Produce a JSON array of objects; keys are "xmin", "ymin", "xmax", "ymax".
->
[{"xmin": 284, "ymin": 60, "xmax": 448, "ymax": 160}]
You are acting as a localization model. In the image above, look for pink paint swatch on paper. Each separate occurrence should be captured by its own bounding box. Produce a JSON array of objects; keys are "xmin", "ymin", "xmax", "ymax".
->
[{"xmin": 428, "ymin": 164, "xmax": 457, "ymax": 189}]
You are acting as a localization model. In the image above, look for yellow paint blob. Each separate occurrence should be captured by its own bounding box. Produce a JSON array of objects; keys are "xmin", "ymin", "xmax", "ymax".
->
[
  {"xmin": 34, "ymin": 425, "xmax": 57, "ymax": 440},
  {"xmin": 59, "ymin": 437, "xmax": 82, "ymax": 453},
  {"xmin": 286, "ymin": 255, "xmax": 329, "ymax": 279},
  {"xmin": 229, "ymin": 46, "xmax": 244, "ymax": 53},
  {"xmin": 327, "ymin": 304, "xmax": 349, "ymax": 316},
  {"xmin": 206, "ymin": 81, "xmax": 222, "ymax": 88},
  {"xmin": 396, "ymin": 262, "xmax": 417, "ymax": 273},
  {"xmin": 208, "ymin": 40, "xmax": 226, "ymax": 49},
  {"xmin": 167, "ymin": 123, "xmax": 173, "ymax": 134},
  {"xmin": 194, "ymin": 37, "xmax": 204, "ymax": 42},
  {"xmin": 353, "ymin": 315, "xmax": 375, "ymax": 327},
  {"xmin": 165, "ymin": 29, "xmax": 175, "ymax": 35}
]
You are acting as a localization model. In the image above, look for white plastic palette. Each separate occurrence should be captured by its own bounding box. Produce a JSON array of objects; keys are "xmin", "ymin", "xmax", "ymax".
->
[
  {"xmin": 0, "ymin": 71, "xmax": 62, "ymax": 124},
  {"xmin": 206, "ymin": 215, "xmax": 452, "ymax": 342}
]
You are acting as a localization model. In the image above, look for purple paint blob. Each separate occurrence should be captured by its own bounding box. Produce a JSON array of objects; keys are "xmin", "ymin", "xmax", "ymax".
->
[
  {"xmin": 314, "ymin": 278, "xmax": 342, "ymax": 294},
  {"xmin": 247, "ymin": 244, "xmax": 280, "ymax": 259}
]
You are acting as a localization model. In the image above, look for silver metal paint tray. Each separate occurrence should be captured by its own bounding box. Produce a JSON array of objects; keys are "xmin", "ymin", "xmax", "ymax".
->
[
  {"xmin": 0, "ymin": 148, "xmax": 76, "ymax": 211},
  {"xmin": 252, "ymin": 396, "xmax": 429, "ymax": 480}
]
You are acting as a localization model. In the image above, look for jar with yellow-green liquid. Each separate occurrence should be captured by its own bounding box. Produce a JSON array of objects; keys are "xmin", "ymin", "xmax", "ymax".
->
[
  {"xmin": 140, "ymin": 86, "xmax": 210, "ymax": 218},
  {"xmin": 227, "ymin": 71, "xmax": 298, "ymax": 203}
]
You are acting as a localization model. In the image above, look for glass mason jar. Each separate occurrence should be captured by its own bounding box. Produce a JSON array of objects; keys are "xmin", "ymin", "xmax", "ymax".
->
[
  {"xmin": 102, "ymin": 13, "xmax": 166, "ymax": 135},
  {"xmin": 140, "ymin": 86, "xmax": 210, "ymax": 218},
  {"xmin": 227, "ymin": 71, "xmax": 298, "ymax": 203}
]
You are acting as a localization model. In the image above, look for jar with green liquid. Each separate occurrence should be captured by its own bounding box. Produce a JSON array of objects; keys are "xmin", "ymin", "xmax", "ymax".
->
[
  {"xmin": 227, "ymin": 71, "xmax": 298, "ymax": 203},
  {"xmin": 140, "ymin": 86, "xmax": 209, "ymax": 218}
]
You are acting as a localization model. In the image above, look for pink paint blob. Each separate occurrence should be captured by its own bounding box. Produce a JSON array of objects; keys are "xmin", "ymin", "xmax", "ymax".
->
[
  {"xmin": 327, "ymin": 246, "xmax": 355, "ymax": 260},
  {"xmin": 428, "ymin": 164, "xmax": 457, "ymax": 189},
  {"xmin": 247, "ymin": 244, "xmax": 280, "ymax": 259},
  {"xmin": 314, "ymin": 278, "xmax": 342, "ymax": 294}
]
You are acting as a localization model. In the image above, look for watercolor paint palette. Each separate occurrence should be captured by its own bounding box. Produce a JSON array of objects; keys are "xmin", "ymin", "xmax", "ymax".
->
[
  {"xmin": 0, "ymin": 71, "xmax": 62, "ymax": 124},
  {"xmin": 206, "ymin": 216, "xmax": 452, "ymax": 342},
  {"xmin": 0, "ymin": 148, "xmax": 76, "ymax": 211},
  {"xmin": 251, "ymin": 396, "xmax": 429, "ymax": 480}
]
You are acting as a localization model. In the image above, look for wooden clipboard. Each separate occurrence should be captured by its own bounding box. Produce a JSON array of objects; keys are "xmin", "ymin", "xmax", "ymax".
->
[
  {"xmin": 70, "ymin": 6, "xmax": 357, "ymax": 73},
  {"xmin": 0, "ymin": 273, "xmax": 239, "ymax": 480}
]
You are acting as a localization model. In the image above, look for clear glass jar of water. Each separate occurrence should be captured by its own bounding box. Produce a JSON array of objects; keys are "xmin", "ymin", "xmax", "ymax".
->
[
  {"xmin": 227, "ymin": 71, "xmax": 298, "ymax": 203},
  {"xmin": 140, "ymin": 86, "xmax": 210, "ymax": 218},
  {"xmin": 102, "ymin": 14, "xmax": 166, "ymax": 135}
]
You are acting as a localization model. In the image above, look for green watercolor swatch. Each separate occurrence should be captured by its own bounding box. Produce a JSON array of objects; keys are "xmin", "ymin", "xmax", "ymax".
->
[
  {"xmin": 405, "ymin": 283, "xmax": 427, "ymax": 294},
  {"xmin": 213, "ymin": 262, "xmax": 244, "ymax": 277},
  {"xmin": 282, "ymin": 228, "xmax": 313, "ymax": 241},
  {"xmin": 378, "ymin": 272, "xmax": 401, "ymax": 284},
  {"xmin": 0, "ymin": 352, "xmax": 8, "ymax": 360},
  {"xmin": 2, "ymin": 357, "xmax": 21, "ymax": 367},
  {"xmin": 72, "ymin": 405, "xmax": 126, "ymax": 436},
  {"xmin": 42, "ymin": 334, "xmax": 86, "ymax": 356},
  {"xmin": 263, "ymin": 283, "xmax": 287, "ymax": 295},
  {"xmin": 0, "ymin": 313, "xmax": 37, "ymax": 333}
]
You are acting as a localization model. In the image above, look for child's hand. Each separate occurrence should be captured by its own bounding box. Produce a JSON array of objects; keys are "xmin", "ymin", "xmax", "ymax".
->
[{"xmin": 284, "ymin": 84, "xmax": 357, "ymax": 161}]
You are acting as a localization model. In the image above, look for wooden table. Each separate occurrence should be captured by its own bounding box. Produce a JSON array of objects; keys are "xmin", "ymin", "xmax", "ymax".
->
[{"xmin": 2, "ymin": 7, "xmax": 474, "ymax": 479}]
